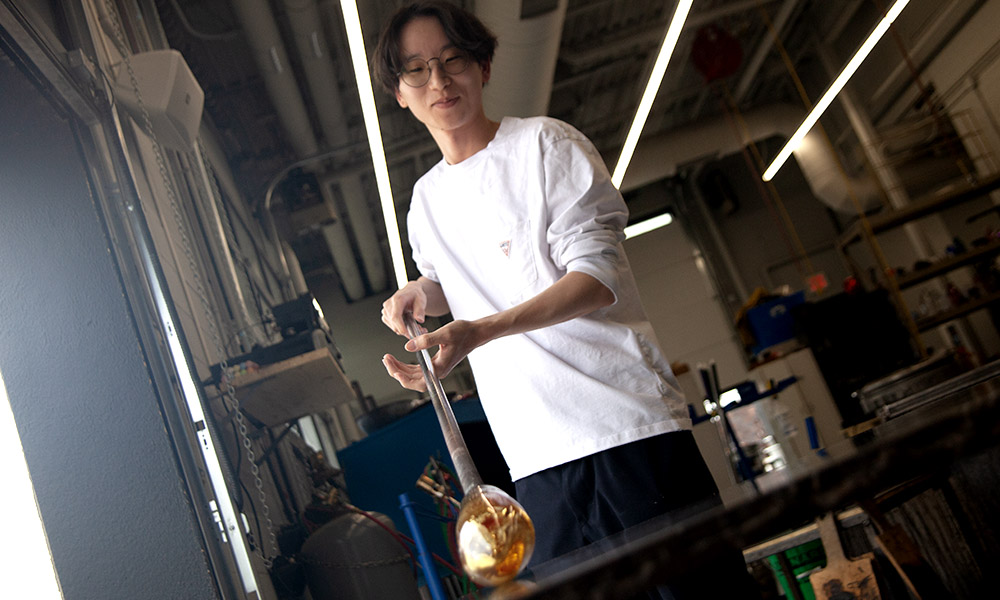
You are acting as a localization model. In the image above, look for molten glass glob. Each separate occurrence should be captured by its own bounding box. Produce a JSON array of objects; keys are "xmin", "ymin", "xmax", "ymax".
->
[{"xmin": 455, "ymin": 484, "xmax": 535, "ymax": 587}]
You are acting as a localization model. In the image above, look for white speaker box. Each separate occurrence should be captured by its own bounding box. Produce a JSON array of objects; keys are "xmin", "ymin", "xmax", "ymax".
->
[{"xmin": 114, "ymin": 49, "xmax": 204, "ymax": 151}]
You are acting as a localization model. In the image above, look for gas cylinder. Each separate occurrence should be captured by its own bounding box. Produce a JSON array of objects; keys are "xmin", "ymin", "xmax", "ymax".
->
[{"xmin": 299, "ymin": 510, "xmax": 422, "ymax": 600}]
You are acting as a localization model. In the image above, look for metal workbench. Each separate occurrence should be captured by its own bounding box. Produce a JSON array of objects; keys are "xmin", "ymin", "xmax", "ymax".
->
[{"xmin": 491, "ymin": 361, "xmax": 1000, "ymax": 599}]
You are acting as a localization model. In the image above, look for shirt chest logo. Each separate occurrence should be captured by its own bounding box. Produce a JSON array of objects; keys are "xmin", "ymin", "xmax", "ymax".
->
[{"xmin": 500, "ymin": 240, "xmax": 511, "ymax": 257}]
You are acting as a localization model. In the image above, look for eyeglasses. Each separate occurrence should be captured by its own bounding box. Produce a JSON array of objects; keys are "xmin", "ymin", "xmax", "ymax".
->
[{"xmin": 398, "ymin": 49, "xmax": 471, "ymax": 88}]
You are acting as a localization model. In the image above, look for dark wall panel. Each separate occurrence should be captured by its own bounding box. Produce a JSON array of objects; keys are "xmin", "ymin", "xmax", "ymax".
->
[{"xmin": 0, "ymin": 56, "xmax": 217, "ymax": 599}]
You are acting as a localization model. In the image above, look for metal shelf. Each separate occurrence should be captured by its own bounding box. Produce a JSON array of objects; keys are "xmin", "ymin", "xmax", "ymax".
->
[
  {"xmin": 895, "ymin": 239, "xmax": 1000, "ymax": 289},
  {"xmin": 914, "ymin": 290, "xmax": 1000, "ymax": 332},
  {"xmin": 833, "ymin": 171, "xmax": 1000, "ymax": 351},
  {"xmin": 838, "ymin": 172, "xmax": 1000, "ymax": 248},
  {"xmin": 217, "ymin": 346, "xmax": 355, "ymax": 427}
]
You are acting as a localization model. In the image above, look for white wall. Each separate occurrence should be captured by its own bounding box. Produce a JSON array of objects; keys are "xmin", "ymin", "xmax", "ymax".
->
[
  {"xmin": 625, "ymin": 221, "xmax": 749, "ymax": 389},
  {"xmin": 310, "ymin": 276, "xmax": 423, "ymax": 405}
]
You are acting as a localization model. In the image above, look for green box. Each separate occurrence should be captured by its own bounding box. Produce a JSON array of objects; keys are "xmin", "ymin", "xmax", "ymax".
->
[{"xmin": 766, "ymin": 539, "xmax": 826, "ymax": 599}]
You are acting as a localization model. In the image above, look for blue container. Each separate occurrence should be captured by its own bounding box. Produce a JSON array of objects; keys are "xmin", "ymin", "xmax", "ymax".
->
[
  {"xmin": 746, "ymin": 291, "xmax": 806, "ymax": 354},
  {"xmin": 336, "ymin": 398, "xmax": 499, "ymax": 580}
]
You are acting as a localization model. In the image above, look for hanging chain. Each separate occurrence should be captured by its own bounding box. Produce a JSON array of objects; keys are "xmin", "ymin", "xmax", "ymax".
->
[
  {"xmin": 195, "ymin": 143, "xmax": 279, "ymax": 563},
  {"xmin": 297, "ymin": 554, "xmax": 411, "ymax": 570},
  {"xmin": 103, "ymin": 0, "xmax": 278, "ymax": 567}
]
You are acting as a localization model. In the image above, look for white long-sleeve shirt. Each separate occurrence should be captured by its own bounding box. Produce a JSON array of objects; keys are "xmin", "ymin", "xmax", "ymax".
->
[{"xmin": 408, "ymin": 116, "xmax": 691, "ymax": 480}]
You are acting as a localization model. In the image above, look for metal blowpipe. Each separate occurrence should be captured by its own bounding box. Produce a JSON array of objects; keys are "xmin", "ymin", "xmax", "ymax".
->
[{"xmin": 403, "ymin": 314, "xmax": 535, "ymax": 587}]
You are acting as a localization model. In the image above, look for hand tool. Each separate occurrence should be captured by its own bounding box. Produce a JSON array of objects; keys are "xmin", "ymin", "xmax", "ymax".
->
[{"xmin": 403, "ymin": 314, "xmax": 535, "ymax": 587}]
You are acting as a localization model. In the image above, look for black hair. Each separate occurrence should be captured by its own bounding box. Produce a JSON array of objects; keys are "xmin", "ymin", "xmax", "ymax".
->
[{"xmin": 371, "ymin": 1, "xmax": 498, "ymax": 94}]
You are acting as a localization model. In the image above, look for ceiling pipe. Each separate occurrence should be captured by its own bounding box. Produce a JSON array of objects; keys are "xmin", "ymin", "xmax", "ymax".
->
[
  {"xmin": 321, "ymin": 219, "xmax": 366, "ymax": 302},
  {"xmin": 282, "ymin": 0, "xmax": 387, "ymax": 298},
  {"xmin": 235, "ymin": 0, "xmax": 375, "ymax": 300},
  {"xmin": 283, "ymin": 0, "xmax": 389, "ymax": 295},
  {"xmin": 282, "ymin": 240, "xmax": 310, "ymax": 297},
  {"xmin": 230, "ymin": 0, "xmax": 321, "ymax": 302},
  {"xmin": 477, "ymin": 0, "xmax": 568, "ymax": 118},
  {"xmin": 280, "ymin": 0, "xmax": 349, "ymax": 146},
  {"xmin": 230, "ymin": 0, "xmax": 319, "ymax": 158},
  {"xmin": 335, "ymin": 176, "xmax": 388, "ymax": 294},
  {"xmin": 732, "ymin": 0, "xmax": 801, "ymax": 101},
  {"xmin": 620, "ymin": 103, "xmax": 882, "ymax": 214},
  {"xmin": 562, "ymin": 0, "xmax": 780, "ymax": 69},
  {"xmin": 817, "ymin": 43, "xmax": 934, "ymax": 260}
]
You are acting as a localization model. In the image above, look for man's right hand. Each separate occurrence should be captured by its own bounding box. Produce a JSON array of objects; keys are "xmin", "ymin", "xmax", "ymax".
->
[
  {"xmin": 380, "ymin": 279, "xmax": 431, "ymax": 338},
  {"xmin": 379, "ymin": 277, "xmax": 451, "ymax": 390}
]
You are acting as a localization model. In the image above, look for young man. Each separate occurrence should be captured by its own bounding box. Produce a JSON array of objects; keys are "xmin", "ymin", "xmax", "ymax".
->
[{"xmin": 373, "ymin": 2, "xmax": 758, "ymax": 597}]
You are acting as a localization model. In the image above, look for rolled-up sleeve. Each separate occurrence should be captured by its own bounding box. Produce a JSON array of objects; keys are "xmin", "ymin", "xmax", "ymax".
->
[{"xmin": 544, "ymin": 135, "xmax": 628, "ymax": 302}]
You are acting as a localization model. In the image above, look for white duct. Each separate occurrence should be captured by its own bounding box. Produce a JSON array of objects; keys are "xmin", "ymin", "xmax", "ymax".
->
[
  {"xmin": 336, "ymin": 176, "xmax": 388, "ymax": 294},
  {"xmin": 281, "ymin": 0, "xmax": 349, "ymax": 145},
  {"xmin": 282, "ymin": 240, "xmax": 310, "ymax": 296},
  {"xmin": 321, "ymin": 221, "xmax": 366, "ymax": 302},
  {"xmin": 621, "ymin": 103, "xmax": 881, "ymax": 213},
  {"xmin": 234, "ymin": 0, "xmax": 375, "ymax": 300},
  {"xmin": 477, "ymin": 0, "xmax": 567, "ymax": 118},
  {"xmin": 315, "ymin": 166, "xmax": 366, "ymax": 301},
  {"xmin": 230, "ymin": 0, "xmax": 318, "ymax": 158},
  {"xmin": 280, "ymin": 0, "xmax": 377, "ymax": 299},
  {"xmin": 282, "ymin": 0, "xmax": 388, "ymax": 296}
]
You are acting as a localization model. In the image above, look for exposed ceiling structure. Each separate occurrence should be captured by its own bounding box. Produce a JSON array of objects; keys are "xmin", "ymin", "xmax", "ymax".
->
[{"xmin": 152, "ymin": 0, "xmax": 974, "ymax": 302}]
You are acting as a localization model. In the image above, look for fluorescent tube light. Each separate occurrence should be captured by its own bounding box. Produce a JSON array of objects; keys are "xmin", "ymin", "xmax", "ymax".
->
[
  {"xmin": 341, "ymin": 0, "xmax": 409, "ymax": 289},
  {"xmin": 624, "ymin": 212, "xmax": 673, "ymax": 239},
  {"xmin": 611, "ymin": 0, "xmax": 694, "ymax": 189},
  {"xmin": 762, "ymin": 0, "xmax": 911, "ymax": 181}
]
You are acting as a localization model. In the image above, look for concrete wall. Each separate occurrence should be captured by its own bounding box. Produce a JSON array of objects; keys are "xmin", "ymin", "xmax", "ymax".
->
[{"xmin": 0, "ymin": 53, "xmax": 218, "ymax": 600}]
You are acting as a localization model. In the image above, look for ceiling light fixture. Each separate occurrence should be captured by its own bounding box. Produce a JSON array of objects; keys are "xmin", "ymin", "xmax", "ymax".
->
[
  {"xmin": 624, "ymin": 212, "xmax": 674, "ymax": 239},
  {"xmin": 341, "ymin": 0, "xmax": 409, "ymax": 289},
  {"xmin": 762, "ymin": 0, "xmax": 911, "ymax": 182},
  {"xmin": 611, "ymin": 0, "xmax": 694, "ymax": 190}
]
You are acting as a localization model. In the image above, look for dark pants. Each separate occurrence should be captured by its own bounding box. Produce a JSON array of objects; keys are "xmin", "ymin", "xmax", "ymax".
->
[{"xmin": 514, "ymin": 431, "xmax": 760, "ymax": 599}]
